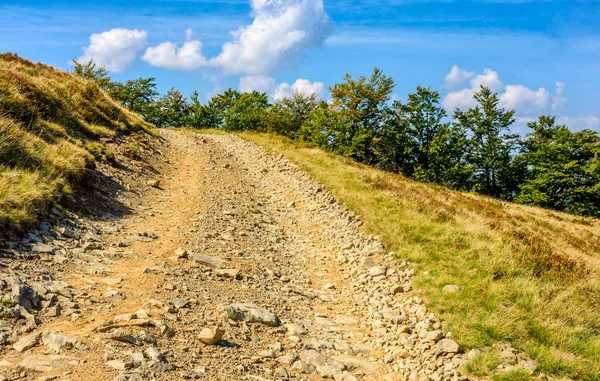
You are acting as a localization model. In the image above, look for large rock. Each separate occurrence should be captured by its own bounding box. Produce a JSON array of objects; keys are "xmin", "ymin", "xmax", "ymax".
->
[
  {"xmin": 3, "ymin": 275, "xmax": 40, "ymax": 310},
  {"xmin": 332, "ymin": 354, "xmax": 382, "ymax": 375},
  {"xmin": 218, "ymin": 303, "xmax": 280, "ymax": 326}
]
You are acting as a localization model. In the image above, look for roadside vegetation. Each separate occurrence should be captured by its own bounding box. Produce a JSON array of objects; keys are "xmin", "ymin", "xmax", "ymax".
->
[
  {"xmin": 0, "ymin": 54, "xmax": 154, "ymax": 233},
  {"xmin": 239, "ymin": 131, "xmax": 600, "ymax": 380},
  {"xmin": 74, "ymin": 60, "xmax": 600, "ymax": 218}
]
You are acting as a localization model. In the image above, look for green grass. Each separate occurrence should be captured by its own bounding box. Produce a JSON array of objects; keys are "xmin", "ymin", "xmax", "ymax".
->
[
  {"xmin": 0, "ymin": 53, "xmax": 156, "ymax": 233},
  {"xmin": 234, "ymin": 131, "xmax": 600, "ymax": 381}
]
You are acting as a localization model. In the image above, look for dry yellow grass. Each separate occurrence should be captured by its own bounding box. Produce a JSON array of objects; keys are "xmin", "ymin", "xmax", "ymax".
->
[
  {"xmin": 239, "ymin": 131, "xmax": 600, "ymax": 381},
  {"xmin": 0, "ymin": 53, "xmax": 155, "ymax": 232}
]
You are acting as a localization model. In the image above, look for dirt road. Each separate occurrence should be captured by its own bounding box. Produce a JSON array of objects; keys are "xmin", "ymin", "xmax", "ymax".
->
[{"xmin": 0, "ymin": 131, "xmax": 466, "ymax": 380}]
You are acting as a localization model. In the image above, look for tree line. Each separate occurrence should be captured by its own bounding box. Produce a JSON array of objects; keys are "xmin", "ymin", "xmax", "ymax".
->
[{"xmin": 73, "ymin": 60, "xmax": 600, "ymax": 217}]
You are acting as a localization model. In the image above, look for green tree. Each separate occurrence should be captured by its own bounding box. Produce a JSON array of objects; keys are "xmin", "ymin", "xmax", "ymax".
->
[
  {"xmin": 70, "ymin": 59, "xmax": 115, "ymax": 92},
  {"xmin": 454, "ymin": 86, "xmax": 519, "ymax": 198},
  {"xmin": 329, "ymin": 67, "xmax": 395, "ymax": 164},
  {"xmin": 273, "ymin": 92, "xmax": 319, "ymax": 138},
  {"xmin": 395, "ymin": 86, "xmax": 471, "ymax": 187},
  {"xmin": 223, "ymin": 91, "xmax": 269, "ymax": 131},
  {"xmin": 516, "ymin": 116, "xmax": 600, "ymax": 216},
  {"xmin": 148, "ymin": 88, "xmax": 190, "ymax": 128},
  {"xmin": 111, "ymin": 77, "xmax": 159, "ymax": 117}
]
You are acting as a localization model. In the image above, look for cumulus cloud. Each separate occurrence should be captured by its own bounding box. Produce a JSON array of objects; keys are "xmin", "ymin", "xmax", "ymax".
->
[
  {"xmin": 556, "ymin": 115, "xmax": 600, "ymax": 131},
  {"xmin": 143, "ymin": 0, "xmax": 331, "ymax": 75},
  {"xmin": 443, "ymin": 65, "xmax": 475, "ymax": 89},
  {"xmin": 442, "ymin": 66, "xmax": 561, "ymax": 116},
  {"xmin": 142, "ymin": 30, "xmax": 207, "ymax": 71},
  {"xmin": 79, "ymin": 28, "xmax": 148, "ymax": 73},
  {"xmin": 238, "ymin": 75, "xmax": 325, "ymax": 101}
]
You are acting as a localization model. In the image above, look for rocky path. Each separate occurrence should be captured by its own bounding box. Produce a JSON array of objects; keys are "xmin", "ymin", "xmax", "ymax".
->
[{"xmin": 0, "ymin": 131, "xmax": 467, "ymax": 381}]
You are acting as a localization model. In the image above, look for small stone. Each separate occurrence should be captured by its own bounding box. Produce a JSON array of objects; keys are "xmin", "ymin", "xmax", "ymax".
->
[
  {"xmin": 422, "ymin": 330, "xmax": 444, "ymax": 342},
  {"xmin": 106, "ymin": 359, "xmax": 132, "ymax": 370},
  {"xmin": 13, "ymin": 332, "xmax": 41, "ymax": 352},
  {"xmin": 436, "ymin": 339, "xmax": 459, "ymax": 354},
  {"xmin": 174, "ymin": 248, "xmax": 188, "ymax": 258},
  {"xmin": 217, "ymin": 303, "xmax": 280, "ymax": 326},
  {"xmin": 215, "ymin": 269, "xmax": 240, "ymax": 278},
  {"xmin": 198, "ymin": 327, "xmax": 225, "ymax": 345},
  {"xmin": 368, "ymin": 266, "xmax": 387, "ymax": 277},
  {"xmin": 443, "ymin": 285, "xmax": 460, "ymax": 293},
  {"xmin": 147, "ymin": 179, "xmax": 160, "ymax": 188},
  {"xmin": 172, "ymin": 298, "xmax": 188, "ymax": 309},
  {"xmin": 31, "ymin": 244, "xmax": 55, "ymax": 254}
]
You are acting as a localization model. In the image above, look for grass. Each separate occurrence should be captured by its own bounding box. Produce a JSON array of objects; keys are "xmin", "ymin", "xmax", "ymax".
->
[
  {"xmin": 0, "ymin": 53, "xmax": 155, "ymax": 233},
  {"xmin": 236, "ymin": 132, "xmax": 600, "ymax": 381}
]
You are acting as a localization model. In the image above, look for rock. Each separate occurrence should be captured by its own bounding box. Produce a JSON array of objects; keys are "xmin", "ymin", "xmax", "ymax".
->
[
  {"xmin": 83, "ymin": 242, "xmax": 101, "ymax": 251},
  {"xmin": 154, "ymin": 320, "xmax": 175, "ymax": 338},
  {"xmin": 284, "ymin": 323, "xmax": 308, "ymax": 336},
  {"xmin": 174, "ymin": 248, "xmax": 188, "ymax": 258},
  {"xmin": 105, "ymin": 329, "xmax": 140, "ymax": 345},
  {"xmin": 198, "ymin": 327, "xmax": 225, "ymax": 345},
  {"xmin": 466, "ymin": 348, "xmax": 482, "ymax": 359},
  {"xmin": 218, "ymin": 303, "xmax": 280, "ymax": 326},
  {"xmin": 258, "ymin": 350, "xmax": 276, "ymax": 358},
  {"xmin": 107, "ymin": 359, "xmax": 133, "ymax": 370},
  {"xmin": 101, "ymin": 276, "xmax": 122, "ymax": 286},
  {"xmin": 56, "ymin": 227, "xmax": 79, "ymax": 239},
  {"xmin": 13, "ymin": 332, "xmax": 41, "ymax": 352},
  {"xmin": 147, "ymin": 179, "xmax": 160, "ymax": 188},
  {"xmin": 422, "ymin": 330, "xmax": 444, "ymax": 342},
  {"xmin": 276, "ymin": 352, "xmax": 298, "ymax": 365},
  {"xmin": 44, "ymin": 304, "xmax": 62, "ymax": 317},
  {"xmin": 300, "ymin": 350, "xmax": 346, "ymax": 374},
  {"xmin": 290, "ymin": 360, "xmax": 316, "ymax": 375},
  {"xmin": 145, "ymin": 346, "xmax": 164, "ymax": 362},
  {"xmin": 41, "ymin": 331, "xmax": 89, "ymax": 352},
  {"xmin": 31, "ymin": 244, "xmax": 55, "ymax": 254},
  {"xmin": 172, "ymin": 298, "xmax": 188, "ymax": 309},
  {"xmin": 368, "ymin": 266, "xmax": 387, "ymax": 277},
  {"xmin": 358, "ymin": 258, "xmax": 376, "ymax": 271},
  {"xmin": 215, "ymin": 269, "xmax": 240, "ymax": 278},
  {"xmin": 443, "ymin": 284, "xmax": 460, "ymax": 293},
  {"xmin": 16, "ymin": 355, "xmax": 79, "ymax": 372},
  {"xmin": 436, "ymin": 339, "xmax": 460, "ymax": 355},
  {"xmin": 332, "ymin": 354, "xmax": 381, "ymax": 375},
  {"xmin": 188, "ymin": 253, "xmax": 223, "ymax": 268},
  {"xmin": 8, "ymin": 276, "xmax": 40, "ymax": 310}
]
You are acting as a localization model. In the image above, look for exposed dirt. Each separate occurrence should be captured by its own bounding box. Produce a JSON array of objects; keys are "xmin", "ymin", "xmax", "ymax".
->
[{"xmin": 0, "ymin": 130, "xmax": 472, "ymax": 381}]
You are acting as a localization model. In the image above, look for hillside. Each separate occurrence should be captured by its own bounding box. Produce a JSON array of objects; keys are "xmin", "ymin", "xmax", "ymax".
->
[
  {"xmin": 241, "ymin": 132, "xmax": 600, "ymax": 380},
  {"xmin": 0, "ymin": 53, "xmax": 155, "ymax": 233}
]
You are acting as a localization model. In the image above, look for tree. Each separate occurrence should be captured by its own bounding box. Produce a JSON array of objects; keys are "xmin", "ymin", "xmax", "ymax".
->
[
  {"xmin": 273, "ymin": 92, "xmax": 320, "ymax": 138},
  {"xmin": 71, "ymin": 59, "xmax": 115, "ymax": 92},
  {"xmin": 454, "ymin": 86, "xmax": 519, "ymax": 198},
  {"xmin": 329, "ymin": 67, "xmax": 395, "ymax": 164},
  {"xmin": 394, "ymin": 86, "xmax": 471, "ymax": 187},
  {"xmin": 111, "ymin": 78, "xmax": 159, "ymax": 117},
  {"xmin": 516, "ymin": 116, "xmax": 600, "ymax": 216},
  {"xmin": 223, "ymin": 91, "xmax": 269, "ymax": 131},
  {"xmin": 148, "ymin": 88, "xmax": 190, "ymax": 128}
]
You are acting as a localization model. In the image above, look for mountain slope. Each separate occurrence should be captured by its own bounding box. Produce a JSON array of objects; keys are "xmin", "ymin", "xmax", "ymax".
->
[
  {"xmin": 0, "ymin": 53, "xmax": 155, "ymax": 232},
  {"xmin": 240, "ymin": 132, "xmax": 600, "ymax": 381}
]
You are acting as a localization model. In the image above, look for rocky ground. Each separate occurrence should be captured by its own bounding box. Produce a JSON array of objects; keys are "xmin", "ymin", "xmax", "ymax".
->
[{"xmin": 0, "ymin": 130, "xmax": 475, "ymax": 380}]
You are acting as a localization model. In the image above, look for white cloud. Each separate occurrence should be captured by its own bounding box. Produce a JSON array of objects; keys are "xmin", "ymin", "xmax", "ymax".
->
[
  {"xmin": 443, "ymin": 65, "xmax": 475, "ymax": 89},
  {"xmin": 79, "ymin": 28, "xmax": 148, "ymax": 73},
  {"xmin": 499, "ymin": 85, "xmax": 551, "ymax": 115},
  {"xmin": 142, "ymin": 38, "xmax": 207, "ymax": 71},
  {"xmin": 238, "ymin": 75, "xmax": 324, "ymax": 101},
  {"xmin": 273, "ymin": 78, "xmax": 324, "ymax": 100},
  {"xmin": 442, "ymin": 68, "xmax": 502, "ymax": 110},
  {"xmin": 144, "ymin": 0, "xmax": 331, "ymax": 75},
  {"xmin": 556, "ymin": 115, "xmax": 600, "ymax": 131},
  {"xmin": 442, "ymin": 66, "xmax": 561, "ymax": 116},
  {"xmin": 239, "ymin": 75, "xmax": 277, "ymax": 94}
]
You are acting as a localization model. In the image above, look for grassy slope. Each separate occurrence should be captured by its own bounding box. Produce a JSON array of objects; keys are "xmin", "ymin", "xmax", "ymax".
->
[
  {"xmin": 240, "ymin": 132, "xmax": 600, "ymax": 381},
  {"xmin": 0, "ymin": 53, "xmax": 155, "ymax": 232}
]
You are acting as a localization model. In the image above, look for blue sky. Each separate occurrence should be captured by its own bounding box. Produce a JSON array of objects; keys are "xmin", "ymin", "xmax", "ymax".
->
[{"xmin": 1, "ymin": 0, "xmax": 599, "ymax": 131}]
